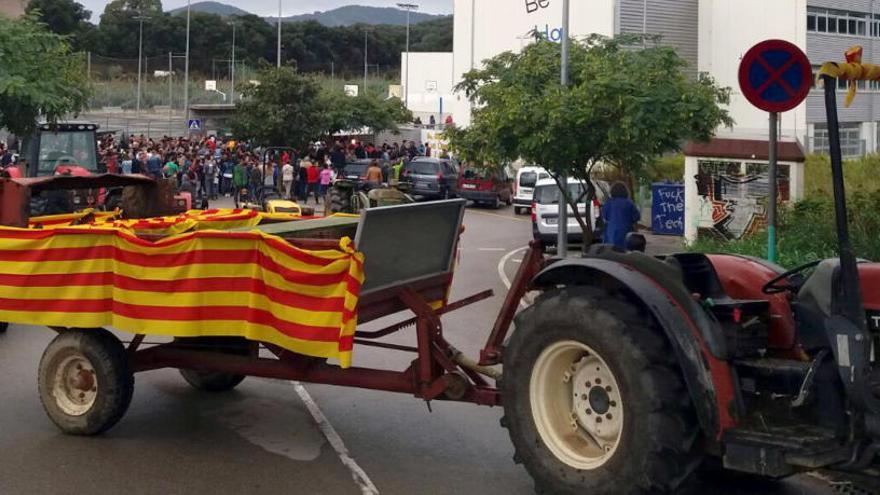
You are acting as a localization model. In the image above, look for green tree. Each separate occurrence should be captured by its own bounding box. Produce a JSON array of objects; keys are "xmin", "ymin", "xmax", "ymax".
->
[
  {"xmin": 0, "ymin": 15, "xmax": 90, "ymax": 137},
  {"xmin": 448, "ymin": 35, "xmax": 733, "ymax": 236},
  {"xmin": 320, "ymin": 90, "xmax": 412, "ymax": 137},
  {"xmin": 26, "ymin": 0, "xmax": 91, "ymax": 35},
  {"xmin": 232, "ymin": 66, "xmax": 327, "ymax": 147}
]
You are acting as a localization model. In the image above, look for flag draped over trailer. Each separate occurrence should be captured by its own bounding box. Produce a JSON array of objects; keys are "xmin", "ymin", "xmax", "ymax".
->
[{"xmin": 0, "ymin": 227, "xmax": 364, "ymax": 368}]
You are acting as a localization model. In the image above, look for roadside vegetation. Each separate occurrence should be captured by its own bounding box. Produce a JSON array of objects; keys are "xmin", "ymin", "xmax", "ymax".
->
[{"xmin": 690, "ymin": 154, "xmax": 880, "ymax": 267}]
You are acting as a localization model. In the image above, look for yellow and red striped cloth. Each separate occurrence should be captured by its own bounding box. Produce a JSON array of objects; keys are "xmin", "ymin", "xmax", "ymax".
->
[{"xmin": 0, "ymin": 226, "xmax": 364, "ymax": 367}]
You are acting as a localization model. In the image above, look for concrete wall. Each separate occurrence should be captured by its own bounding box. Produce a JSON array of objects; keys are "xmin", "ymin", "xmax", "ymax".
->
[
  {"xmin": 684, "ymin": 155, "xmax": 805, "ymax": 243},
  {"xmin": 698, "ymin": 0, "xmax": 808, "ymax": 140},
  {"xmin": 0, "ymin": 0, "xmax": 26, "ymax": 18},
  {"xmin": 450, "ymin": 0, "xmax": 616, "ymax": 126},
  {"xmin": 400, "ymin": 52, "xmax": 456, "ymax": 123}
]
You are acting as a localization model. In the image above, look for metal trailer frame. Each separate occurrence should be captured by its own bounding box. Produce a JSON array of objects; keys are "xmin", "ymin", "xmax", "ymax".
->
[{"xmin": 125, "ymin": 239, "xmax": 546, "ymax": 407}]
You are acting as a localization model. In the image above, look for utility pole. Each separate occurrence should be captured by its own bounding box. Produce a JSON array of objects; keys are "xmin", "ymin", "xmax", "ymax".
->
[
  {"xmin": 86, "ymin": 51, "xmax": 91, "ymax": 81},
  {"xmin": 168, "ymin": 51, "xmax": 173, "ymax": 125},
  {"xmin": 397, "ymin": 3, "xmax": 418, "ymax": 108},
  {"xmin": 231, "ymin": 22, "xmax": 237, "ymax": 104},
  {"xmin": 277, "ymin": 0, "xmax": 282, "ymax": 68},
  {"xmin": 134, "ymin": 15, "xmax": 149, "ymax": 117},
  {"xmin": 557, "ymin": 0, "xmax": 570, "ymax": 256},
  {"xmin": 183, "ymin": 0, "xmax": 192, "ymax": 127}
]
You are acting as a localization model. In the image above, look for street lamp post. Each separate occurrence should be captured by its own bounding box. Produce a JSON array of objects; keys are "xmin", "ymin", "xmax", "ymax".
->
[
  {"xmin": 362, "ymin": 27, "xmax": 375, "ymax": 96},
  {"xmin": 134, "ymin": 15, "xmax": 149, "ymax": 117},
  {"xmin": 183, "ymin": 0, "xmax": 192, "ymax": 128},
  {"xmin": 277, "ymin": 0, "xmax": 282, "ymax": 68},
  {"xmin": 231, "ymin": 22, "xmax": 236, "ymax": 104},
  {"xmin": 397, "ymin": 3, "xmax": 418, "ymax": 108}
]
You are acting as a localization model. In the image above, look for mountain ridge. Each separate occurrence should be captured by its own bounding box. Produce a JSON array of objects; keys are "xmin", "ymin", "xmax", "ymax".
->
[{"xmin": 168, "ymin": 2, "xmax": 446, "ymax": 26}]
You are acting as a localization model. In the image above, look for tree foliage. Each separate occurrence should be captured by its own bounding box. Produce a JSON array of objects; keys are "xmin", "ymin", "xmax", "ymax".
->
[
  {"xmin": 447, "ymin": 35, "xmax": 733, "ymax": 235},
  {"xmin": 231, "ymin": 66, "xmax": 327, "ymax": 148},
  {"xmin": 0, "ymin": 14, "xmax": 91, "ymax": 137},
  {"xmin": 450, "ymin": 35, "xmax": 732, "ymax": 175},
  {"xmin": 26, "ymin": 0, "xmax": 91, "ymax": 36},
  {"xmin": 233, "ymin": 66, "xmax": 412, "ymax": 148}
]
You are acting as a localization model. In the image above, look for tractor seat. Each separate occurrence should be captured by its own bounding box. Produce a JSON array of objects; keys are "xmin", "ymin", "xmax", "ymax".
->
[{"xmin": 797, "ymin": 259, "xmax": 839, "ymax": 318}]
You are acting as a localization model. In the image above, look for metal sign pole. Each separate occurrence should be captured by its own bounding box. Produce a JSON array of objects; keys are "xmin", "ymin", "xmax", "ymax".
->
[
  {"xmin": 767, "ymin": 112, "xmax": 778, "ymax": 263},
  {"xmin": 556, "ymin": 0, "xmax": 570, "ymax": 256}
]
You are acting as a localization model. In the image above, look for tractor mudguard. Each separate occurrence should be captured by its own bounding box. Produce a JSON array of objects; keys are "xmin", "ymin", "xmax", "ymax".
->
[{"xmin": 531, "ymin": 256, "xmax": 741, "ymax": 439}]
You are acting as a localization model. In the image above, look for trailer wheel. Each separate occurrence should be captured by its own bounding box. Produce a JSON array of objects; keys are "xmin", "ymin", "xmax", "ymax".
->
[
  {"xmin": 178, "ymin": 337, "xmax": 250, "ymax": 392},
  {"xmin": 38, "ymin": 329, "xmax": 134, "ymax": 436},
  {"xmin": 0, "ymin": 322, "xmax": 7, "ymax": 333},
  {"xmin": 501, "ymin": 286, "xmax": 702, "ymax": 495}
]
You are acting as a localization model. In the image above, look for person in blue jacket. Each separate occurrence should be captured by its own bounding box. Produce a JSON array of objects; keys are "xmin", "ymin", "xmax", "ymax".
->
[{"xmin": 601, "ymin": 182, "xmax": 641, "ymax": 250}]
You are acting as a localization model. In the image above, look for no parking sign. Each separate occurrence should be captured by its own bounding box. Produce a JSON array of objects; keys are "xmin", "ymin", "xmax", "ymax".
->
[
  {"xmin": 738, "ymin": 39, "xmax": 812, "ymax": 113},
  {"xmin": 737, "ymin": 39, "xmax": 811, "ymax": 263}
]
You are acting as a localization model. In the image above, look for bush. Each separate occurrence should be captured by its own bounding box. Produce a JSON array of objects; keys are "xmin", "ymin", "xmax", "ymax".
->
[
  {"xmin": 690, "ymin": 191, "xmax": 880, "ymax": 268},
  {"xmin": 805, "ymin": 154, "xmax": 880, "ymax": 197}
]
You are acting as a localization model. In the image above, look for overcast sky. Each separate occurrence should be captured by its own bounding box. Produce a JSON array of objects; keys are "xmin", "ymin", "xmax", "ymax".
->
[{"xmin": 81, "ymin": 0, "xmax": 453, "ymax": 21}]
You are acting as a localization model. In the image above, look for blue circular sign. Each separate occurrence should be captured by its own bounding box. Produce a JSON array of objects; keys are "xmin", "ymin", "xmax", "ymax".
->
[{"xmin": 738, "ymin": 39, "xmax": 812, "ymax": 113}]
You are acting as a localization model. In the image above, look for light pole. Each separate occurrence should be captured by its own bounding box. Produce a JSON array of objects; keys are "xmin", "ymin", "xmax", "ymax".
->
[
  {"xmin": 277, "ymin": 0, "xmax": 282, "ymax": 68},
  {"xmin": 363, "ymin": 27, "xmax": 373, "ymax": 95},
  {"xmin": 231, "ymin": 22, "xmax": 237, "ymax": 103},
  {"xmin": 183, "ymin": 0, "xmax": 192, "ymax": 128},
  {"xmin": 134, "ymin": 15, "xmax": 149, "ymax": 117},
  {"xmin": 397, "ymin": 3, "xmax": 418, "ymax": 108},
  {"xmin": 556, "ymin": 0, "xmax": 570, "ymax": 256}
]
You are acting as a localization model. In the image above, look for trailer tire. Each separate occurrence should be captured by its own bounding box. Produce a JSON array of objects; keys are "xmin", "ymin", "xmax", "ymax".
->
[
  {"xmin": 0, "ymin": 322, "xmax": 7, "ymax": 333},
  {"xmin": 38, "ymin": 329, "xmax": 134, "ymax": 436},
  {"xmin": 180, "ymin": 370, "xmax": 246, "ymax": 392},
  {"xmin": 501, "ymin": 286, "xmax": 702, "ymax": 495},
  {"xmin": 178, "ymin": 337, "xmax": 250, "ymax": 393}
]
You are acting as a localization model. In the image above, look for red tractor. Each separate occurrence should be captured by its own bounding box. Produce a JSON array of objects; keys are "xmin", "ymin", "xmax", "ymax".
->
[
  {"xmin": 21, "ymin": 122, "xmax": 125, "ymax": 213},
  {"xmin": 499, "ymin": 77, "xmax": 880, "ymax": 492}
]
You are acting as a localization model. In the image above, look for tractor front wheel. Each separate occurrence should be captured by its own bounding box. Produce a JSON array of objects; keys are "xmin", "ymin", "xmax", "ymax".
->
[{"xmin": 502, "ymin": 286, "xmax": 702, "ymax": 495}]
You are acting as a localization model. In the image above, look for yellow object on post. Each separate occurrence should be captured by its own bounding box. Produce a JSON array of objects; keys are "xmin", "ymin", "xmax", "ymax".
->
[{"xmin": 816, "ymin": 46, "xmax": 880, "ymax": 107}]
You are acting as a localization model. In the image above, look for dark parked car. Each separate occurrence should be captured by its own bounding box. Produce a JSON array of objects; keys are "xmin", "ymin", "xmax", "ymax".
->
[
  {"xmin": 339, "ymin": 159, "xmax": 374, "ymax": 186},
  {"xmin": 457, "ymin": 166, "xmax": 513, "ymax": 208},
  {"xmin": 401, "ymin": 158, "xmax": 459, "ymax": 199}
]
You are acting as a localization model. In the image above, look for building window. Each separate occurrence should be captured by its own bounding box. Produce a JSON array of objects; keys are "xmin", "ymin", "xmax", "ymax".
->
[
  {"xmin": 813, "ymin": 124, "xmax": 863, "ymax": 157},
  {"xmin": 808, "ymin": 7, "xmax": 867, "ymax": 37}
]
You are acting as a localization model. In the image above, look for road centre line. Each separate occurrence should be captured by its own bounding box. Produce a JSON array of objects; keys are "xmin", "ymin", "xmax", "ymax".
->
[{"xmin": 291, "ymin": 382, "xmax": 379, "ymax": 495}]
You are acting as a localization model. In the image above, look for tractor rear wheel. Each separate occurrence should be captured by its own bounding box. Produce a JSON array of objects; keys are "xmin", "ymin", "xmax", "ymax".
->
[
  {"xmin": 502, "ymin": 286, "xmax": 702, "ymax": 495},
  {"xmin": 328, "ymin": 185, "xmax": 353, "ymax": 214}
]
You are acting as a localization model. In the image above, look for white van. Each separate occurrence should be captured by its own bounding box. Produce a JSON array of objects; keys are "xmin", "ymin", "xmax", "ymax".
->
[
  {"xmin": 531, "ymin": 178, "xmax": 609, "ymax": 246},
  {"xmin": 513, "ymin": 166, "xmax": 551, "ymax": 214}
]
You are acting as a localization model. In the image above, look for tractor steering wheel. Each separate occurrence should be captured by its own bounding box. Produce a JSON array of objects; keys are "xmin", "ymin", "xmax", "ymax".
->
[{"xmin": 761, "ymin": 260, "xmax": 822, "ymax": 294}]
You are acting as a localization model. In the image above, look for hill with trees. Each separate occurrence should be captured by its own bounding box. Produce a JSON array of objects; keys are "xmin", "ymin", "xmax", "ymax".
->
[{"xmin": 26, "ymin": 0, "xmax": 453, "ymax": 76}]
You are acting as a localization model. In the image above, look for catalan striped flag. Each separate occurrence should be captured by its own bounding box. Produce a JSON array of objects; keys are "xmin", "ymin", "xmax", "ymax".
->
[{"xmin": 0, "ymin": 226, "xmax": 364, "ymax": 367}]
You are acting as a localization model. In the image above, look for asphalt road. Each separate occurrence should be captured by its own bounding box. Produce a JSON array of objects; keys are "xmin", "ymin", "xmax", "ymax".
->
[{"xmin": 0, "ymin": 202, "xmax": 837, "ymax": 494}]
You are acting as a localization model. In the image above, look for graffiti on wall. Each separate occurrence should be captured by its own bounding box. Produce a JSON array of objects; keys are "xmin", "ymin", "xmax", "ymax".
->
[{"xmin": 694, "ymin": 160, "xmax": 789, "ymax": 240}]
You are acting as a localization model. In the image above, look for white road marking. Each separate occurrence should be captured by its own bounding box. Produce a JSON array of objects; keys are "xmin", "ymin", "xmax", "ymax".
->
[
  {"xmin": 498, "ymin": 247, "xmax": 530, "ymax": 309},
  {"xmin": 478, "ymin": 248, "xmax": 507, "ymax": 252},
  {"xmin": 292, "ymin": 381, "xmax": 380, "ymax": 495}
]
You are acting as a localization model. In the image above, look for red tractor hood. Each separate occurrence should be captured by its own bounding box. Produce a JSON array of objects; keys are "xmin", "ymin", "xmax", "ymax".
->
[{"xmin": 54, "ymin": 165, "xmax": 92, "ymax": 177}]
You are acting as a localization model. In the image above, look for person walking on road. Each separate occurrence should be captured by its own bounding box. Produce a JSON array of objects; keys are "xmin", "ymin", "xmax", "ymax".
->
[
  {"xmin": 306, "ymin": 161, "xmax": 320, "ymax": 204},
  {"xmin": 281, "ymin": 160, "xmax": 295, "ymax": 200},
  {"xmin": 319, "ymin": 164, "xmax": 333, "ymax": 201},
  {"xmin": 365, "ymin": 160, "xmax": 383, "ymax": 189},
  {"xmin": 601, "ymin": 182, "xmax": 641, "ymax": 251}
]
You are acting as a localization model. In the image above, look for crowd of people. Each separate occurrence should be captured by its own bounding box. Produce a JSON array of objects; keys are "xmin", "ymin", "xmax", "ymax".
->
[{"xmin": 94, "ymin": 134, "xmax": 438, "ymax": 206}]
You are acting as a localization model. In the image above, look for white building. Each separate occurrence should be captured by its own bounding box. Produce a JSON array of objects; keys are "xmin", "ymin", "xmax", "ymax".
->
[{"xmin": 402, "ymin": 0, "xmax": 818, "ymax": 144}]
